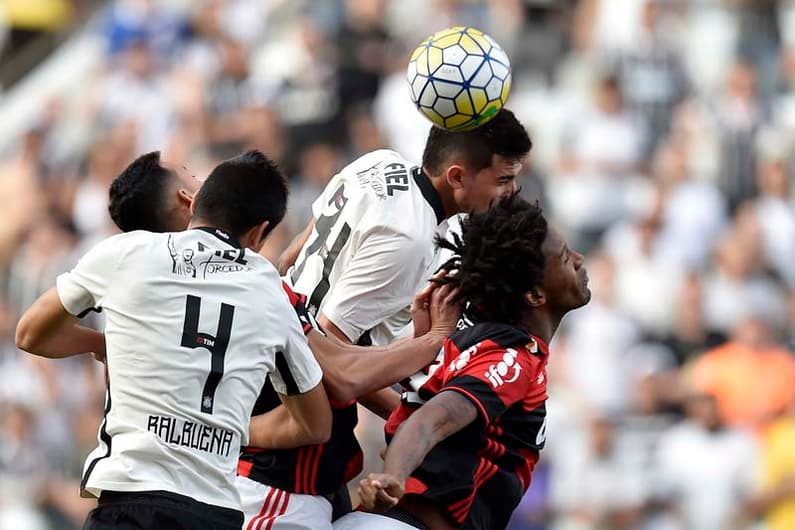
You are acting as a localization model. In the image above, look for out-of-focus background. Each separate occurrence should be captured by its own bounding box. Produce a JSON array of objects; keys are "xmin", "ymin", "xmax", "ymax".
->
[{"xmin": 0, "ymin": 1, "xmax": 794, "ymax": 529}]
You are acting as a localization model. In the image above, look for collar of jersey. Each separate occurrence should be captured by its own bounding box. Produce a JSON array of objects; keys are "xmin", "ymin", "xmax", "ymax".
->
[
  {"xmin": 412, "ymin": 167, "xmax": 446, "ymax": 225},
  {"xmin": 192, "ymin": 226, "xmax": 242, "ymax": 248}
]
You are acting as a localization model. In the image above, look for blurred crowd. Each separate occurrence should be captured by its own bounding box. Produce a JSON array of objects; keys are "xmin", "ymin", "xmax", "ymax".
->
[{"xmin": 0, "ymin": 0, "xmax": 794, "ymax": 529}]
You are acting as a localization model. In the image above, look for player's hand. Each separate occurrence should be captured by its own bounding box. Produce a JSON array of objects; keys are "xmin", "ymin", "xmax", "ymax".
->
[
  {"xmin": 281, "ymin": 281, "xmax": 320, "ymax": 335},
  {"xmin": 428, "ymin": 282, "xmax": 462, "ymax": 338},
  {"xmin": 410, "ymin": 270, "xmax": 449, "ymax": 337},
  {"xmin": 358, "ymin": 473, "xmax": 404, "ymax": 513}
]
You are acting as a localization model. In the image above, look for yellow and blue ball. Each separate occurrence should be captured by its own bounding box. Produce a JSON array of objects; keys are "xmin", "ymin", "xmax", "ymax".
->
[{"xmin": 407, "ymin": 26, "xmax": 512, "ymax": 131}]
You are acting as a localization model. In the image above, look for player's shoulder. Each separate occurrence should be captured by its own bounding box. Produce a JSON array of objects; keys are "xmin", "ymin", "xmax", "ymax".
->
[
  {"xmin": 90, "ymin": 229, "xmax": 162, "ymax": 255},
  {"xmin": 449, "ymin": 322, "xmax": 543, "ymax": 359},
  {"xmin": 337, "ymin": 149, "xmax": 420, "ymax": 202},
  {"xmin": 342, "ymin": 149, "xmax": 413, "ymax": 173}
]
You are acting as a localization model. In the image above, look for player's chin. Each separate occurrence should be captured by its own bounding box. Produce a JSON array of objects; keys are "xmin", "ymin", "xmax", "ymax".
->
[{"xmin": 570, "ymin": 286, "xmax": 591, "ymax": 309}]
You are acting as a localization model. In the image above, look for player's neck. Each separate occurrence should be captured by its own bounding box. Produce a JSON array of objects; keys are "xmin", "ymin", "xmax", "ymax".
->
[
  {"xmin": 517, "ymin": 310, "xmax": 559, "ymax": 345},
  {"xmin": 425, "ymin": 169, "xmax": 458, "ymax": 219}
]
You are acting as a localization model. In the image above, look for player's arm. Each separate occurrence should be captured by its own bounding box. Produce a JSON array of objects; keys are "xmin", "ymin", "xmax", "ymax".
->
[
  {"xmin": 15, "ymin": 287, "xmax": 106, "ymax": 359},
  {"xmin": 359, "ymin": 390, "xmax": 478, "ymax": 511},
  {"xmin": 317, "ymin": 228, "xmax": 434, "ymax": 417},
  {"xmin": 276, "ymin": 217, "xmax": 315, "ymax": 275},
  {"xmin": 310, "ymin": 283, "xmax": 461, "ymax": 403},
  {"xmin": 248, "ymin": 382, "xmax": 331, "ymax": 449},
  {"xmin": 249, "ymin": 288, "xmax": 333, "ymax": 448},
  {"xmin": 17, "ymin": 235, "xmax": 123, "ymax": 360}
]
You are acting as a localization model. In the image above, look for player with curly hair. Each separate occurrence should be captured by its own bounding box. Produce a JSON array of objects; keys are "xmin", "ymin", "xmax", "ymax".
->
[{"xmin": 335, "ymin": 194, "xmax": 591, "ymax": 530}]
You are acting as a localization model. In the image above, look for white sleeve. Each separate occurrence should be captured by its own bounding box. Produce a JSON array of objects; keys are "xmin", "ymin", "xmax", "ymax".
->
[
  {"xmin": 269, "ymin": 292, "xmax": 324, "ymax": 396},
  {"xmin": 322, "ymin": 227, "xmax": 428, "ymax": 343},
  {"xmin": 56, "ymin": 236, "xmax": 124, "ymax": 316}
]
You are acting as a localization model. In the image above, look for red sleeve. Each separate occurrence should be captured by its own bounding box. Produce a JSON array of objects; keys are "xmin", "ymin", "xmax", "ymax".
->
[
  {"xmin": 440, "ymin": 345, "xmax": 537, "ymax": 424},
  {"xmin": 281, "ymin": 281, "xmax": 321, "ymax": 336}
]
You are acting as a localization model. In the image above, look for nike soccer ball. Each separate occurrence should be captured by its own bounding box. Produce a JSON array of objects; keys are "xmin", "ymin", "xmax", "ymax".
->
[{"xmin": 407, "ymin": 26, "xmax": 512, "ymax": 131}]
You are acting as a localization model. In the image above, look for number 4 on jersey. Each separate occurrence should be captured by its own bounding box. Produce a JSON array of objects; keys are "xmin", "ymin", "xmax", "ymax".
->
[{"xmin": 180, "ymin": 295, "xmax": 235, "ymax": 414}]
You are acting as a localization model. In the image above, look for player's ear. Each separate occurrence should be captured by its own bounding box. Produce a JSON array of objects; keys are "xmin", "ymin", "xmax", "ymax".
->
[
  {"xmin": 243, "ymin": 220, "xmax": 270, "ymax": 251},
  {"xmin": 525, "ymin": 288, "xmax": 546, "ymax": 308},
  {"xmin": 177, "ymin": 188, "xmax": 194, "ymax": 209},
  {"xmin": 445, "ymin": 164, "xmax": 466, "ymax": 190}
]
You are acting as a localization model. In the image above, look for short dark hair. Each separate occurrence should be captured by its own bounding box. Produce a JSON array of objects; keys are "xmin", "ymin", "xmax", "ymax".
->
[
  {"xmin": 437, "ymin": 193, "xmax": 547, "ymax": 323},
  {"xmin": 109, "ymin": 151, "xmax": 172, "ymax": 232},
  {"xmin": 421, "ymin": 108, "xmax": 532, "ymax": 176},
  {"xmin": 192, "ymin": 149, "xmax": 287, "ymax": 240}
]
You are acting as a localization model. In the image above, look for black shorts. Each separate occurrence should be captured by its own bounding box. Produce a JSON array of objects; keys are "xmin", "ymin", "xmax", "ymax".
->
[{"xmin": 83, "ymin": 490, "xmax": 244, "ymax": 530}]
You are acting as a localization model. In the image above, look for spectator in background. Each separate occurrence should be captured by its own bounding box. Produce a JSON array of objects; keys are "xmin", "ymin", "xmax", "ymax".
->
[
  {"xmin": 663, "ymin": 273, "xmax": 725, "ymax": 364},
  {"xmin": 201, "ymin": 36, "xmax": 275, "ymax": 160},
  {"xmin": 654, "ymin": 391, "xmax": 758, "ymax": 530},
  {"xmin": 553, "ymin": 74, "xmax": 646, "ymax": 252},
  {"xmin": 336, "ymin": 0, "xmax": 389, "ymax": 109},
  {"xmin": 751, "ymin": 152, "xmax": 795, "ymax": 289},
  {"xmin": 612, "ymin": 0, "xmax": 690, "ymax": 158},
  {"xmin": 284, "ymin": 142, "xmax": 342, "ymax": 234},
  {"xmin": 550, "ymin": 415, "xmax": 646, "ymax": 530},
  {"xmin": 652, "ymin": 137, "xmax": 727, "ymax": 272},
  {"xmin": 702, "ymin": 210, "xmax": 787, "ymax": 336},
  {"xmin": 91, "ymin": 40, "xmax": 178, "ymax": 153},
  {"xmin": 102, "ymin": 0, "xmax": 186, "ymax": 60},
  {"xmin": 712, "ymin": 61, "xmax": 770, "ymax": 212},
  {"xmin": 604, "ymin": 189, "xmax": 685, "ymax": 339},
  {"xmin": 251, "ymin": 17, "xmax": 341, "ymax": 152},
  {"xmin": 690, "ymin": 316, "xmax": 795, "ymax": 432},
  {"xmin": 561, "ymin": 252, "xmax": 641, "ymax": 414}
]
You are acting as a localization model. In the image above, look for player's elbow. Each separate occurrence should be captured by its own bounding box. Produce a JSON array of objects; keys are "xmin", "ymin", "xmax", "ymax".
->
[
  {"xmin": 305, "ymin": 406, "xmax": 332, "ymax": 445},
  {"xmin": 15, "ymin": 315, "xmax": 42, "ymax": 354},
  {"xmin": 322, "ymin": 368, "xmax": 367, "ymax": 403}
]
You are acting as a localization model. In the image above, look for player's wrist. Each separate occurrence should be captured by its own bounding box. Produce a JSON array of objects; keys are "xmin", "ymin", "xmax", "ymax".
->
[{"xmin": 426, "ymin": 326, "xmax": 450, "ymax": 343}]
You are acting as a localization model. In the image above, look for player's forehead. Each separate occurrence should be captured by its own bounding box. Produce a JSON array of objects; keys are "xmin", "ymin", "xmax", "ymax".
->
[
  {"xmin": 541, "ymin": 228, "xmax": 565, "ymax": 259},
  {"xmin": 489, "ymin": 154, "xmax": 523, "ymax": 176}
]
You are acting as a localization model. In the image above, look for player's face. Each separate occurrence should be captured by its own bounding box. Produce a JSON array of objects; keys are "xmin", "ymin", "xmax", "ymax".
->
[
  {"xmin": 459, "ymin": 155, "xmax": 521, "ymax": 213},
  {"xmin": 540, "ymin": 228, "xmax": 591, "ymax": 313}
]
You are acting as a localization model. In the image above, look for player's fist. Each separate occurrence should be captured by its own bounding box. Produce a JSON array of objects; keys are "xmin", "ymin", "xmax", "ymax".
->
[
  {"xmin": 358, "ymin": 473, "xmax": 404, "ymax": 513},
  {"xmin": 281, "ymin": 281, "xmax": 320, "ymax": 335}
]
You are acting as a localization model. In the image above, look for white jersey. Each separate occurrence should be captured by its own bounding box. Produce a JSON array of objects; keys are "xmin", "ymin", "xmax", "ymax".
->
[
  {"xmin": 56, "ymin": 227, "xmax": 322, "ymax": 511},
  {"xmin": 285, "ymin": 149, "xmax": 447, "ymax": 345}
]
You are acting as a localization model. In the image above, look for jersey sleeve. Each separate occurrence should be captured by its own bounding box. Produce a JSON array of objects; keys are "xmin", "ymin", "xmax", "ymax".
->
[
  {"xmin": 269, "ymin": 289, "xmax": 324, "ymax": 396},
  {"xmin": 441, "ymin": 347, "xmax": 537, "ymax": 424},
  {"xmin": 280, "ymin": 281, "xmax": 323, "ymax": 336},
  {"xmin": 321, "ymin": 227, "xmax": 427, "ymax": 343},
  {"xmin": 56, "ymin": 235, "xmax": 125, "ymax": 316}
]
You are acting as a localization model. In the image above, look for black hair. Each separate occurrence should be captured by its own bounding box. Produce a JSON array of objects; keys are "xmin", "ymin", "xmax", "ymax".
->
[
  {"xmin": 109, "ymin": 151, "xmax": 172, "ymax": 232},
  {"xmin": 192, "ymin": 149, "xmax": 287, "ymax": 240},
  {"xmin": 421, "ymin": 108, "xmax": 532, "ymax": 176},
  {"xmin": 437, "ymin": 193, "xmax": 547, "ymax": 323}
]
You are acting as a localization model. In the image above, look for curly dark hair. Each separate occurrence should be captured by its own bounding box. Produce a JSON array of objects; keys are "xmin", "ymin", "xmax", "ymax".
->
[{"xmin": 436, "ymin": 193, "xmax": 548, "ymax": 324}]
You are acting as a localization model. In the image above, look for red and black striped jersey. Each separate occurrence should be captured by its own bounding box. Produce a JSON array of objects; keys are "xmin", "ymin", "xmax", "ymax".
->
[
  {"xmin": 238, "ymin": 381, "xmax": 363, "ymax": 496},
  {"xmin": 386, "ymin": 321, "xmax": 549, "ymax": 529}
]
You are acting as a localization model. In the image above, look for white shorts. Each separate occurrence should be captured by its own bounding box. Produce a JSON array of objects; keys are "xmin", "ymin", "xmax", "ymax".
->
[
  {"xmin": 333, "ymin": 512, "xmax": 417, "ymax": 530},
  {"xmin": 235, "ymin": 475, "xmax": 332, "ymax": 530}
]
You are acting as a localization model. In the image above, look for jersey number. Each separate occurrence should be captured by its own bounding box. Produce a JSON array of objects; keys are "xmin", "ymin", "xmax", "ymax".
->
[
  {"xmin": 291, "ymin": 184, "xmax": 352, "ymax": 312},
  {"xmin": 180, "ymin": 295, "xmax": 235, "ymax": 414}
]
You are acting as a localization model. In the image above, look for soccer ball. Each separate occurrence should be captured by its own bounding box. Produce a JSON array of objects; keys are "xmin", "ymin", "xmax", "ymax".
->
[{"xmin": 407, "ymin": 26, "xmax": 512, "ymax": 131}]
